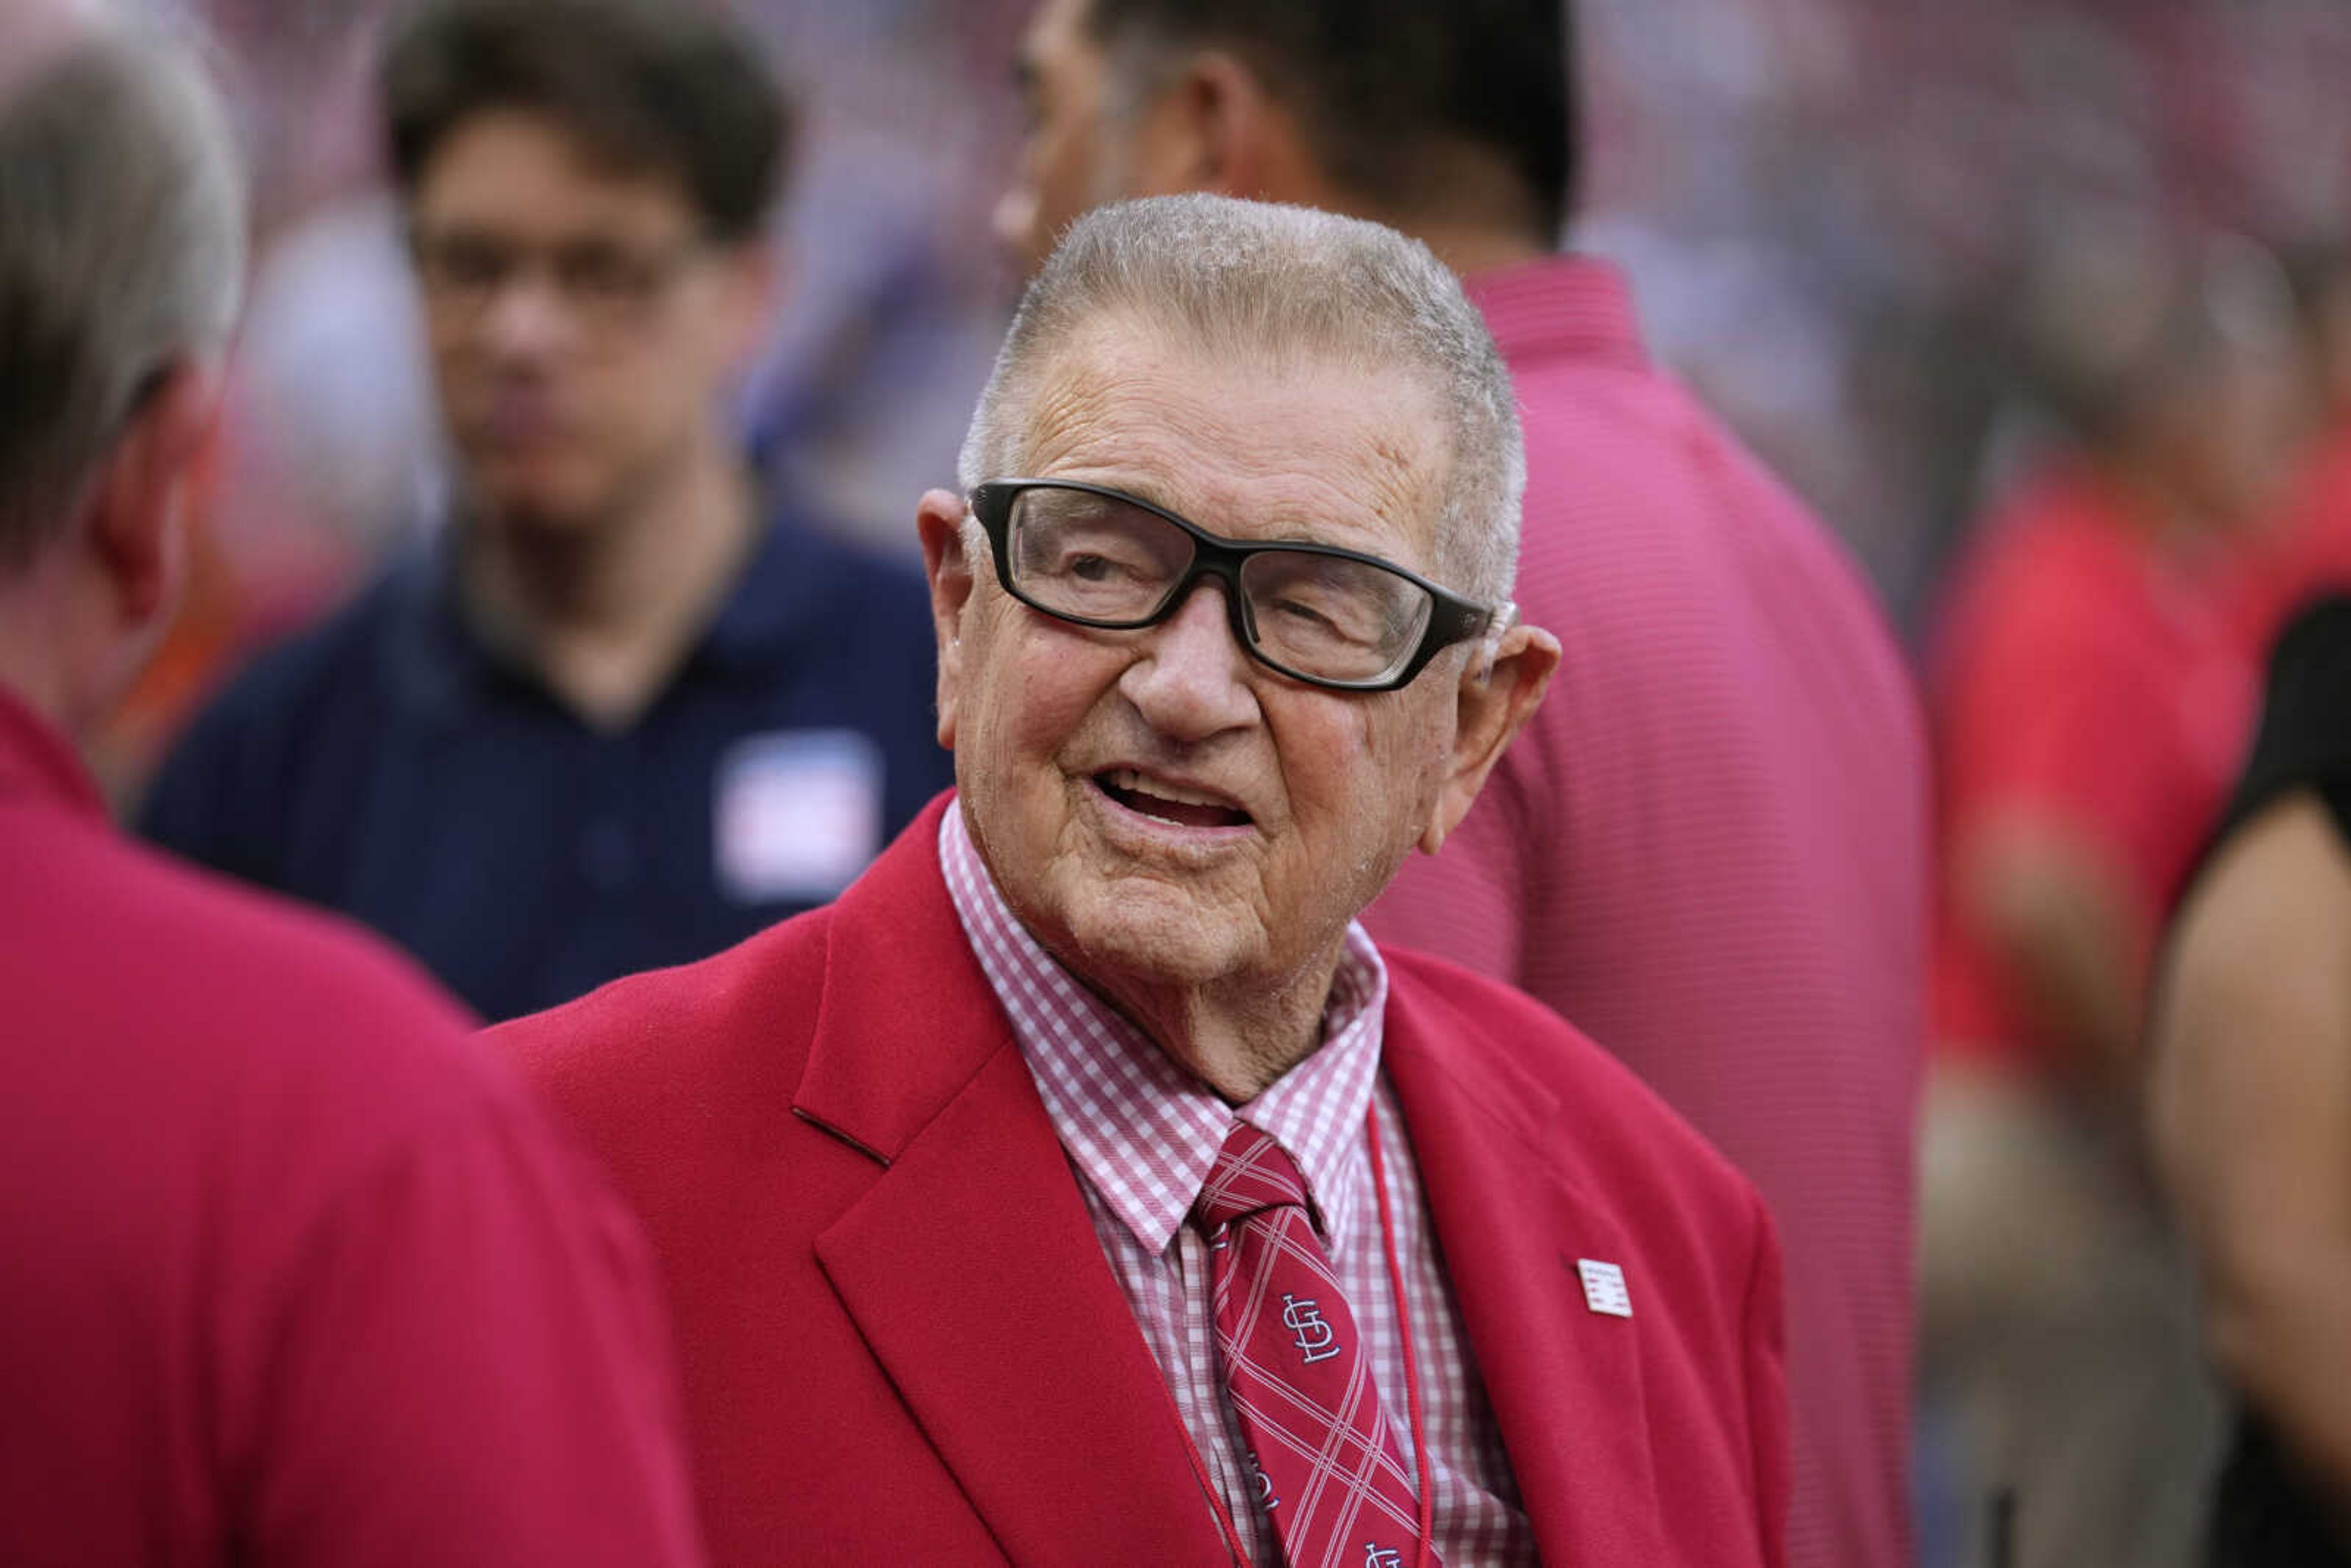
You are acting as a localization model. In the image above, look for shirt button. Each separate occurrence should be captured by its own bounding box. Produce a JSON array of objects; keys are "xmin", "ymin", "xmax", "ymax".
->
[{"xmin": 581, "ymin": 816, "xmax": 636, "ymax": 892}]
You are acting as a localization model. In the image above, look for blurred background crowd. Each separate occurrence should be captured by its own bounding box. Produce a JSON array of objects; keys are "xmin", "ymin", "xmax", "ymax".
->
[
  {"xmin": 86, "ymin": 0, "xmax": 2351, "ymax": 1564},
  {"xmin": 130, "ymin": 0, "xmax": 2351, "ymax": 789}
]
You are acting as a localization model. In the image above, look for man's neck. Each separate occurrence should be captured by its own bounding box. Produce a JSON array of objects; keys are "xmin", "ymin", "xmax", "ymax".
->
[
  {"xmin": 1082, "ymin": 947, "xmax": 1348, "ymax": 1106},
  {"xmin": 2101, "ymin": 459, "xmax": 2255, "ymax": 565},
  {"xmin": 0, "ymin": 617, "xmax": 69, "ymax": 739},
  {"xmin": 1409, "ymin": 219, "xmax": 1549, "ymax": 282},
  {"xmin": 1289, "ymin": 147, "xmax": 1551, "ymax": 283},
  {"xmin": 461, "ymin": 438, "xmax": 758, "ymax": 730},
  {"xmin": 0, "ymin": 552, "xmax": 122, "ymax": 746}
]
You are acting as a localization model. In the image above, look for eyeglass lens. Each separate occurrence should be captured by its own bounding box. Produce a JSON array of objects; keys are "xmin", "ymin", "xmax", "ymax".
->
[
  {"xmin": 1005, "ymin": 486, "xmax": 1436, "ymax": 683},
  {"xmin": 411, "ymin": 228, "xmax": 699, "ymax": 324}
]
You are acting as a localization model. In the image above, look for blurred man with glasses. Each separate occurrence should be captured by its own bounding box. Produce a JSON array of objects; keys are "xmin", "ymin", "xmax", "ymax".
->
[{"xmin": 141, "ymin": 0, "xmax": 951, "ymax": 1022}]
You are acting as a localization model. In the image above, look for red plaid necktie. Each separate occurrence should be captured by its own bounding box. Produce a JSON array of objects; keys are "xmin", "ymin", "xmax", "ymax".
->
[{"xmin": 1191, "ymin": 1122, "xmax": 1438, "ymax": 1568}]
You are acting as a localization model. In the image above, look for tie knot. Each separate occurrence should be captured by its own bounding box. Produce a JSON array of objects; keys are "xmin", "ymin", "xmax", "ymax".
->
[{"xmin": 1192, "ymin": 1122, "xmax": 1316, "ymax": 1235}]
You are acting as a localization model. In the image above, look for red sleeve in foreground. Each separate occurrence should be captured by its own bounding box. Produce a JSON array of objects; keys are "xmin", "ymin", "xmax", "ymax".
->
[{"xmin": 246, "ymin": 1090, "xmax": 707, "ymax": 1568}]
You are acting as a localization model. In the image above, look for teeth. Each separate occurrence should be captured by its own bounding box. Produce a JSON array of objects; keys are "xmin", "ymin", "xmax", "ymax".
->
[{"xmin": 1106, "ymin": 768, "xmax": 1231, "ymax": 809}]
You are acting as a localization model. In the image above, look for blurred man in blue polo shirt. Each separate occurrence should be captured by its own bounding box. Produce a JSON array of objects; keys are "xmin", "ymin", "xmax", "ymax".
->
[{"xmin": 142, "ymin": 0, "xmax": 951, "ymax": 1021}]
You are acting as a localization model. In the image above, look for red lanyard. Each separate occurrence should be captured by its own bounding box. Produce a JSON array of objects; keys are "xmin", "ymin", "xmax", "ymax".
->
[
  {"xmin": 1169, "ymin": 1108, "xmax": 1436, "ymax": 1568},
  {"xmin": 1368, "ymin": 1108, "xmax": 1438, "ymax": 1568}
]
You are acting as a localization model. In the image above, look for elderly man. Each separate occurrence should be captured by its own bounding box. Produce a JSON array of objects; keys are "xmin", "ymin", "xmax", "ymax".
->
[
  {"xmin": 0, "ymin": 7, "xmax": 702, "ymax": 1565},
  {"xmin": 991, "ymin": 10, "xmax": 1925, "ymax": 1566},
  {"xmin": 503, "ymin": 195, "xmax": 1788, "ymax": 1568}
]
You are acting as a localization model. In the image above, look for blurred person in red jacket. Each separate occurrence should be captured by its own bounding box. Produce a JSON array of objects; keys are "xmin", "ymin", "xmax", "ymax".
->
[
  {"xmin": 0, "ymin": 6, "xmax": 705, "ymax": 1564},
  {"xmin": 992, "ymin": 6, "xmax": 1929, "ymax": 1566},
  {"xmin": 1922, "ymin": 226, "xmax": 2306, "ymax": 1568}
]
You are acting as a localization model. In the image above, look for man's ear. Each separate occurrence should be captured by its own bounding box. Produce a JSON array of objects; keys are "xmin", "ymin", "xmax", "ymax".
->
[
  {"xmin": 1128, "ymin": 50, "xmax": 1310, "ymax": 202},
  {"xmin": 917, "ymin": 488, "xmax": 978, "ymax": 751},
  {"xmin": 86, "ymin": 359, "xmax": 219, "ymax": 634},
  {"xmin": 1419, "ymin": 621, "xmax": 1561, "ymax": 855}
]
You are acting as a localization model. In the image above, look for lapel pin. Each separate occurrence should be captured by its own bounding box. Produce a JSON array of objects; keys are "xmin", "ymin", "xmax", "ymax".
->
[{"xmin": 1577, "ymin": 1258, "xmax": 1633, "ymax": 1318}]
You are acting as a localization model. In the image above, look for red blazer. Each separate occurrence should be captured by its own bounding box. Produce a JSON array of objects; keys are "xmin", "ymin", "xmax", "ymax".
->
[{"xmin": 498, "ymin": 795, "xmax": 1789, "ymax": 1567}]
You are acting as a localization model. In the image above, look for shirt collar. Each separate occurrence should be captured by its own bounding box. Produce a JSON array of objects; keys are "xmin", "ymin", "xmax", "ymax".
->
[
  {"xmin": 937, "ymin": 801, "xmax": 1390, "ymax": 1256},
  {"xmin": 380, "ymin": 533, "xmax": 495, "ymax": 726},
  {"xmin": 1466, "ymin": 252, "xmax": 1649, "ymax": 373},
  {"xmin": 0, "ymin": 683, "xmax": 106, "ymax": 819}
]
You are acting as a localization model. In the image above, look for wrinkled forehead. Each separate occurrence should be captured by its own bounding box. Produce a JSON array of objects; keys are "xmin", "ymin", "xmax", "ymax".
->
[{"xmin": 1010, "ymin": 315, "xmax": 1455, "ymax": 566}]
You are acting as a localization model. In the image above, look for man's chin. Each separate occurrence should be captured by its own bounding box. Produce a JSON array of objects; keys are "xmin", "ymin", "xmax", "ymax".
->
[
  {"xmin": 471, "ymin": 480, "xmax": 609, "ymax": 537},
  {"xmin": 455, "ymin": 444, "xmax": 609, "ymax": 527},
  {"xmin": 1050, "ymin": 877, "xmax": 1259, "ymax": 993}
]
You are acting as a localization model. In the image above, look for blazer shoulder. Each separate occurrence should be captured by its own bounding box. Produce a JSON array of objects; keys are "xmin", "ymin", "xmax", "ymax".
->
[
  {"xmin": 492, "ymin": 905, "xmax": 836, "ymax": 1135},
  {"xmin": 1384, "ymin": 943, "xmax": 1763, "ymax": 1219}
]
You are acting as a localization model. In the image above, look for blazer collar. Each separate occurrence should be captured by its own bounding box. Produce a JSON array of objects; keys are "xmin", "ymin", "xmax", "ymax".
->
[
  {"xmin": 793, "ymin": 792, "xmax": 1237, "ymax": 1566},
  {"xmin": 795, "ymin": 795, "xmax": 1670, "ymax": 1564},
  {"xmin": 790, "ymin": 793, "xmax": 1005, "ymax": 1162},
  {"xmin": 1382, "ymin": 975, "xmax": 1670, "ymax": 1564}
]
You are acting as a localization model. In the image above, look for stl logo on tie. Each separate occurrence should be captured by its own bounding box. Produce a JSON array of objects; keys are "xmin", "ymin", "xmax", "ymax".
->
[
  {"xmin": 1364, "ymin": 1545, "xmax": 1405, "ymax": 1568},
  {"xmin": 1280, "ymin": 1292, "xmax": 1342, "ymax": 1364},
  {"xmin": 1249, "ymin": 1452, "xmax": 1280, "ymax": 1512}
]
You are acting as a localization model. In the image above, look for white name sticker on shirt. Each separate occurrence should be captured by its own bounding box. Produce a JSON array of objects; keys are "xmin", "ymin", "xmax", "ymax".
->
[
  {"xmin": 714, "ymin": 730, "xmax": 884, "ymax": 905},
  {"xmin": 1578, "ymin": 1258, "xmax": 1633, "ymax": 1318}
]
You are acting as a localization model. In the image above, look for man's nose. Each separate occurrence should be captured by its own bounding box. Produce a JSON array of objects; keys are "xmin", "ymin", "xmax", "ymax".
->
[
  {"xmin": 1117, "ymin": 579, "xmax": 1259, "ymax": 740},
  {"xmin": 476, "ymin": 269, "xmax": 574, "ymax": 360}
]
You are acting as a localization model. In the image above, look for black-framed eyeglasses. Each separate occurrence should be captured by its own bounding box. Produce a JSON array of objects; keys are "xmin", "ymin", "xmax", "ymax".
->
[
  {"xmin": 407, "ymin": 223, "xmax": 711, "ymax": 330},
  {"xmin": 970, "ymin": 479, "xmax": 1509, "ymax": 692}
]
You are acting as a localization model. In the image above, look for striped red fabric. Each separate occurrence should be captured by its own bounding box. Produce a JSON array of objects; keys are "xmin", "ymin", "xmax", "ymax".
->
[
  {"xmin": 1366, "ymin": 255, "xmax": 1927, "ymax": 1568},
  {"xmin": 1194, "ymin": 1123, "xmax": 1439, "ymax": 1568},
  {"xmin": 938, "ymin": 806, "xmax": 1535, "ymax": 1566}
]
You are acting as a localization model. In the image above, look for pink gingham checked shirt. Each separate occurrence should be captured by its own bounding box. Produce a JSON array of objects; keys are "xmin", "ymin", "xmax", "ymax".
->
[{"xmin": 939, "ymin": 806, "xmax": 1537, "ymax": 1566}]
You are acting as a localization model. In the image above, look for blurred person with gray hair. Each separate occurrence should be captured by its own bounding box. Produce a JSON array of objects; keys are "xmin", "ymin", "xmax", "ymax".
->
[
  {"xmin": 0, "ymin": 6, "xmax": 707, "ymax": 1563},
  {"xmin": 1921, "ymin": 226, "xmax": 2309, "ymax": 1568},
  {"xmin": 496, "ymin": 192, "xmax": 1793, "ymax": 1567}
]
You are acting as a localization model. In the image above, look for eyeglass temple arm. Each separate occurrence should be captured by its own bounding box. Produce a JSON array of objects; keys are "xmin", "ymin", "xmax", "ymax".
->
[{"xmin": 1469, "ymin": 599, "xmax": 1518, "ymax": 678}]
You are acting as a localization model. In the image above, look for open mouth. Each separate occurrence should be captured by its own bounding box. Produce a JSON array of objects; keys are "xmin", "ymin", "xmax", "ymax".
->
[{"xmin": 1093, "ymin": 768, "xmax": 1252, "ymax": 831}]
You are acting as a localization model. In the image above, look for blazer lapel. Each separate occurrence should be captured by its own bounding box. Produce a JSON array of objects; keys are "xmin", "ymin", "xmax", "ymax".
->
[
  {"xmin": 794, "ymin": 798, "xmax": 1233, "ymax": 1567},
  {"xmin": 1384, "ymin": 985, "xmax": 1669, "ymax": 1565}
]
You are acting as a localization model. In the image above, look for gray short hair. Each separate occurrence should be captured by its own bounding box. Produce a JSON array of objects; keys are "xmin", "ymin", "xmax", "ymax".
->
[
  {"xmin": 0, "ymin": 12, "xmax": 246, "ymax": 567},
  {"xmin": 958, "ymin": 194, "xmax": 1524, "ymax": 606}
]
